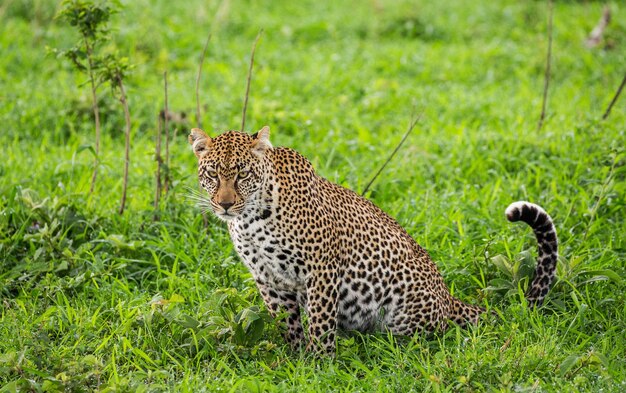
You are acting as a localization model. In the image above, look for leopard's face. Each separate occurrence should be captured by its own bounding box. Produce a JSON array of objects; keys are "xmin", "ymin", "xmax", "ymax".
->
[{"xmin": 189, "ymin": 127, "xmax": 272, "ymax": 221}]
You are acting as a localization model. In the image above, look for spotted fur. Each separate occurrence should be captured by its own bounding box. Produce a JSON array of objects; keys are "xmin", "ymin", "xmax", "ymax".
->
[{"xmin": 188, "ymin": 127, "xmax": 559, "ymax": 353}]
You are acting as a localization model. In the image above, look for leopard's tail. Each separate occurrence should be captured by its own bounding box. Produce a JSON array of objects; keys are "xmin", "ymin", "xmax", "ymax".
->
[{"xmin": 505, "ymin": 201, "xmax": 559, "ymax": 307}]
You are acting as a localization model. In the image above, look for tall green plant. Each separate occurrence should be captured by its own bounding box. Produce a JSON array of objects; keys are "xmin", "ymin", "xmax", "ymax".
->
[{"xmin": 53, "ymin": 0, "xmax": 118, "ymax": 195}]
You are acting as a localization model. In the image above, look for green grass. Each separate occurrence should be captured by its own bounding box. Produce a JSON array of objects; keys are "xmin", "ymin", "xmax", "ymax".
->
[{"xmin": 1, "ymin": 0, "xmax": 625, "ymax": 391}]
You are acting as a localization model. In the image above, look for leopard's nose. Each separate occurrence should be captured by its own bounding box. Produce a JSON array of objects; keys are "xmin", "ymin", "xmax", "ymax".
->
[{"xmin": 219, "ymin": 201, "xmax": 234, "ymax": 211}]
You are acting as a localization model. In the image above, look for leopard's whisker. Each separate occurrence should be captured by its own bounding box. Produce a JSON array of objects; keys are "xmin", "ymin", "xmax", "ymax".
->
[{"xmin": 182, "ymin": 186, "xmax": 215, "ymax": 213}]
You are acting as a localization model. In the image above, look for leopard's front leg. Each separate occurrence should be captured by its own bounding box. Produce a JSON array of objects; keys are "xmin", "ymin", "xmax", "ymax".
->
[
  {"xmin": 255, "ymin": 280, "xmax": 305, "ymax": 349},
  {"xmin": 305, "ymin": 267, "xmax": 339, "ymax": 354}
]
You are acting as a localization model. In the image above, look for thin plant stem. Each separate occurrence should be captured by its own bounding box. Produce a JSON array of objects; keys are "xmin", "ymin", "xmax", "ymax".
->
[
  {"xmin": 241, "ymin": 29, "xmax": 263, "ymax": 132},
  {"xmin": 154, "ymin": 114, "xmax": 163, "ymax": 219}
]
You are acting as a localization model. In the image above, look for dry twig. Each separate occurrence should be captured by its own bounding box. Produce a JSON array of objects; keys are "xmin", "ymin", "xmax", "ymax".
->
[
  {"xmin": 537, "ymin": 0, "xmax": 554, "ymax": 132},
  {"xmin": 117, "ymin": 74, "xmax": 131, "ymax": 215},
  {"xmin": 361, "ymin": 110, "xmax": 423, "ymax": 196},
  {"xmin": 163, "ymin": 71, "xmax": 170, "ymax": 194},
  {"xmin": 241, "ymin": 29, "xmax": 263, "ymax": 132},
  {"xmin": 195, "ymin": 30, "xmax": 214, "ymax": 228},
  {"xmin": 196, "ymin": 31, "xmax": 212, "ymax": 128},
  {"xmin": 154, "ymin": 114, "xmax": 163, "ymax": 218},
  {"xmin": 602, "ymin": 73, "xmax": 626, "ymax": 120}
]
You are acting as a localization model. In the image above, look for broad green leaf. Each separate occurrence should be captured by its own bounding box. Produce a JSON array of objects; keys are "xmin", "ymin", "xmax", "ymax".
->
[{"xmin": 559, "ymin": 354, "xmax": 580, "ymax": 377}]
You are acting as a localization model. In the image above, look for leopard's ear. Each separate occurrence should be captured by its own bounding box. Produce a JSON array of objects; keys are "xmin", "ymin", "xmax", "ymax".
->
[
  {"xmin": 251, "ymin": 126, "xmax": 272, "ymax": 158},
  {"xmin": 188, "ymin": 128, "xmax": 212, "ymax": 158}
]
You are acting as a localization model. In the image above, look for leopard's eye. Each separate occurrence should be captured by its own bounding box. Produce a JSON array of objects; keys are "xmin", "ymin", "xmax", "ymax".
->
[
  {"xmin": 207, "ymin": 170, "xmax": 218, "ymax": 179},
  {"xmin": 238, "ymin": 170, "xmax": 250, "ymax": 180}
]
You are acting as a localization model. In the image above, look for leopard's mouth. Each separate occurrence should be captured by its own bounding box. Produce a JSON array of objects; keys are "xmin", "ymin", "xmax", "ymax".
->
[{"xmin": 215, "ymin": 208, "xmax": 243, "ymax": 221}]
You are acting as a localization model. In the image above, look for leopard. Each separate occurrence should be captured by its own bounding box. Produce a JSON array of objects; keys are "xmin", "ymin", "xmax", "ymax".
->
[{"xmin": 188, "ymin": 126, "xmax": 559, "ymax": 353}]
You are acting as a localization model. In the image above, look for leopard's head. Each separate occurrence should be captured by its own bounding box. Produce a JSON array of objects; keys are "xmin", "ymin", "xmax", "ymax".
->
[{"xmin": 188, "ymin": 127, "xmax": 272, "ymax": 221}]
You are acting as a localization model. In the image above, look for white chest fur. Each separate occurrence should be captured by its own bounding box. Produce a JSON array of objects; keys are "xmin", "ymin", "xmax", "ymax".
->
[{"xmin": 229, "ymin": 216, "xmax": 305, "ymax": 292}]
